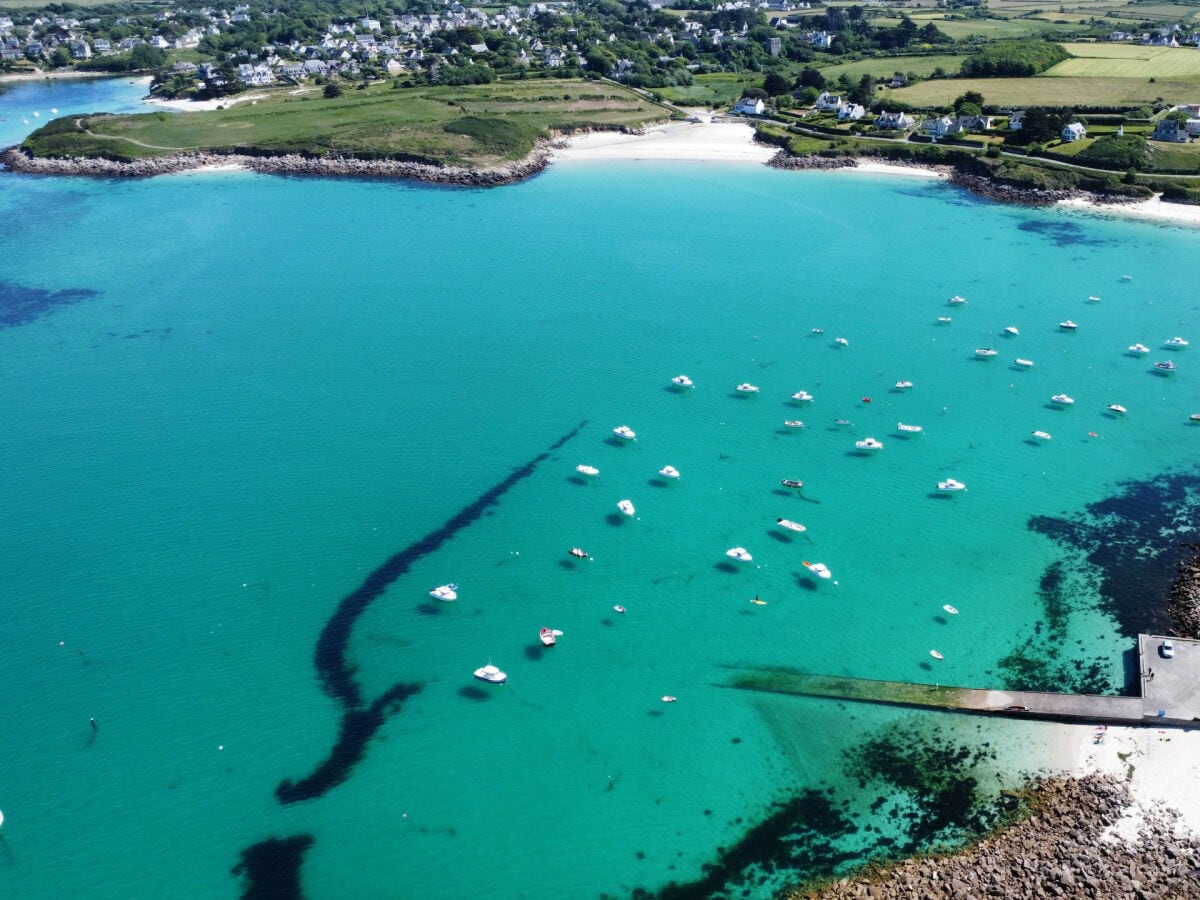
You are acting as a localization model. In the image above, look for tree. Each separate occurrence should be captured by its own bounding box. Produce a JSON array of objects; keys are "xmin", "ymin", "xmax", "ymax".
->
[
  {"xmin": 795, "ymin": 66, "xmax": 825, "ymax": 90},
  {"xmin": 323, "ymin": 82, "xmax": 343, "ymax": 99},
  {"xmin": 50, "ymin": 47, "xmax": 70, "ymax": 69},
  {"xmin": 762, "ymin": 72, "xmax": 790, "ymax": 96},
  {"xmin": 129, "ymin": 44, "xmax": 166, "ymax": 71},
  {"xmin": 956, "ymin": 101, "xmax": 982, "ymax": 118},
  {"xmin": 954, "ymin": 90, "xmax": 985, "ymax": 109}
]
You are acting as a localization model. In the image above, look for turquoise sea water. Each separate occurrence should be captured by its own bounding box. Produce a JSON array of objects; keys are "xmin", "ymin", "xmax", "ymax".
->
[{"xmin": 2, "ymin": 82, "xmax": 1199, "ymax": 898}]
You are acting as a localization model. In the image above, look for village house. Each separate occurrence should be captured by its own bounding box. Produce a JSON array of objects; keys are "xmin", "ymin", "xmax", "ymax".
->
[
  {"xmin": 1061, "ymin": 122, "xmax": 1087, "ymax": 142},
  {"xmin": 921, "ymin": 115, "xmax": 958, "ymax": 138},
  {"xmin": 837, "ymin": 103, "xmax": 865, "ymax": 121},
  {"xmin": 733, "ymin": 96, "xmax": 765, "ymax": 116},
  {"xmin": 1151, "ymin": 118, "xmax": 1187, "ymax": 142},
  {"xmin": 874, "ymin": 110, "xmax": 914, "ymax": 130},
  {"xmin": 814, "ymin": 91, "xmax": 843, "ymax": 113}
]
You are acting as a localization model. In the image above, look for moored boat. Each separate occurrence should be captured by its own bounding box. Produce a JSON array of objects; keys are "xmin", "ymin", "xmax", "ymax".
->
[
  {"xmin": 735, "ymin": 382, "xmax": 759, "ymax": 393},
  {"xmin": 474, "ymin": 663, "xmax": 507, "ymax": 684},
  {"xmin": 1107, "ymin": 404, "xmax": 1127, "ymax": 415},
  {"xmin": 1004, "ymin": 326, "xmax": 1019, "ymax": 336},
  {"xmin": 834, "ymin": 337, "xmax": 849, "ymax": 347},
  {"xmin": 671, "ymin": 374, "xmax": 694, "ymax": 387},
  {"xmin": 943, "ymin": 604, "xmax": 959, "ymax": 615},
  {"xmin": 803, "ymin": 560, "xmax": 832, "ymax": 580},
  {"xmin": 937, "ymin": 316, "xmax": 952, "ymax": 324},
  {"xmin": 791, "ymin": 390, "xmax": 814, "ymax": 402},
  {"xmin": 975, "ymin": 348, "xmax": 998, "ymax": 358},
  {"xmin": 1051, "ymin": 394, "xmax": 1074, "ymax": 405},
  {"xmin": 725, "ymin": 546, "xmax": 753, "ymax": 563},
  {"xmin": 897, "ymin": 422, "xmax": 922, "ymax": 433},
  {"xmin": 430, "ymin": 583, "xmax": 459, "ymax": 602},
  {"xmin": 938, "ymin": 479, "xmax": 967, "ymax": 492},
  {"xmin": 617, "ymin": 499, "xmax": 635, "ymax": 516},
  {"xmin": 1191, "ymin": 414, "xmax": 1200, "ymax": 423},
  {"xmin": 613, "ymin": 604, "xmax": 626, "ymax": 613},
  {"xmin": 1015, "ymin": 358, "xmax": 1034, "ymax": 368},
  {"xmin": 1060, "ymin": 320, "xmax": 1078, "ymax": 330},
  {"xmin": 568, "ymin": 547, "xmax": 588, "ymax": 558},
  {"xmin": 658, "ymin": 465, "xmax": 680, "ymax": 479},
  {"xmin": 776, "ymin": 518, "xmax": 806, "ymax": 533},
  {"xmin": 948, "ymin": 295, "xmax": 967, "ymax": 305},
  {"xmin": 539, "ymin": 627, "xmax": 557, "ymax": 647},
  {"xmin": 895, "ymin": 380, "xmax": 914, "ymax": 389},
  {"xmin": 1128, "ymin": 343, "xmax": 1150, "ymax": 355},
  {"xmin": 1154, "ymin": 360, "xmax": 1177, "ymax": 374},
  {"xmin": 1164, "ymin": 337, "xmax": 1189, "ymax": 349},
  {"xmin": 1031, "ymin": 430, "xmax": 1053, "ymax": 441},
  {"xmin": 929, "ymin": 650, "xmax": 944, "ymax": 660},
  {"xmin": 1087, "ymin": 295, "xmax": 1101, "ymax": 303},
  {"xmin": 783, "ymin": 420, "xmax": 805, "ymax": 428},
  {"xmin": 855, "ymin": 437, "xmax": 884, "ymax": 451},
  {"xmin": 780, "ymin": 478, "xmax": 804, "ymax": 489},
  {"xmin": 612, "ymin": 425, "xmax": 636, "ymax": 440},
  {"xmin": 576, "ymin": 464, "xmax": 600, "ymax": 477}
]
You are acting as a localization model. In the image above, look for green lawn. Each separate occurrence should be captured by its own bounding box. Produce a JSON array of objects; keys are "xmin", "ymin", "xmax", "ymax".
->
[
  {"xmin": 658, "ymin": 73, "xmax": 760, "ymax": 107},
  {"xmin": 24, "ymin": 79, "xmax": 669, "ymax": 164},
  {"xmin": 874, "ymin": 13, "xmax": 1079, "ymax": 40},
  {"xmin": 1048, "ymin": 43, "xmax": 1200, "ymax": 79},
  {"xmin": 1147, "ymin": 140, "xmax": 1200, "ymax": 171},
  {"xmin": 890, "ymin": 75, "xmax": 1200, "ymax": 107},
  {"xmin": 818, "ymin": 54, "xmax": 967, "ymax": 82}
]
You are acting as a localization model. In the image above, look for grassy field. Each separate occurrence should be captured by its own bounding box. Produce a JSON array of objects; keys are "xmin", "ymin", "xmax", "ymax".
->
[
  {"xmin": 657, "ymin": 73, "xmax": 761, "ymax": 107},
  {"xmin": 1047, "ymin": 43, "xmax": 1200, "ymax": 79},
  {"xmin": 23, "ymin": 80, "xmax": 669, "ymax": 164},
  {"xmin": 1147, "ymin": 140, "xmax": 1200, "ymax": 170},
  {"xmin": 873, "ymin": 13, "xmax": 1079, "ymax": 40},
  {"xmin": 890, "ymin": 75, "xmax": 1200, "ymax": 106},
  {"xmin": 818, "ymin": 54, "xmax": 967, "ymax": 81}
]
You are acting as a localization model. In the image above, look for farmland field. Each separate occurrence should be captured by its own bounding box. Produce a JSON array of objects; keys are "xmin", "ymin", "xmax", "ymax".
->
[
  {"xmin": 658, "ymin": 73, "xmax": 760, "ymax": 107},
  {"xmin": 818, "ymin": 54, "xmax": 967, "ymax": 81},
  {"xmin": 874, "ymin": 13, "xmax": 1081, "ymax": 40},
  {"xmin": 1048, "ymin": 43, "xmax": 1200, "ymax": 78},
  {"xmin": 889, "ymin": 76, "xmax": 1200, "ymax": 106}
]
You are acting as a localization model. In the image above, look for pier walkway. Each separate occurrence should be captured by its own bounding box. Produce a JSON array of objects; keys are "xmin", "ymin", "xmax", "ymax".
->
[{"xmin": 732, "ymin": 634, "xmax": 1200, "ymax": 728}]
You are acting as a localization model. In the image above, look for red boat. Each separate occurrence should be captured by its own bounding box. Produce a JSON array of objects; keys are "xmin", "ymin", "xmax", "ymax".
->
[{"xmin": 539, "ymin": 627, "xmax": 557, "ymax": 647}]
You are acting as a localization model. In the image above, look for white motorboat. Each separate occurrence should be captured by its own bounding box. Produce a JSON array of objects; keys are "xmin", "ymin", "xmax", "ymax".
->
[
  {"xmin": 1087, "ymin": 295, "xmax": 1101, "ymax": 303},
  {"xmin": 1051, "ymin": 394, "xmax": 1074, "ymax": 405},
  {"xmin": 1190, "ymin": 414, "xmax": 1200, "ymax": 423},
  {"xmin": 430, "ymin": 583, "xmax": 458, "ymax": 602},
  {"xmin": 576, "ymin": 464, "xmax": 600, "ymax": 477},
  {"xmin": 568, "ymin": 547, "xmax": 588, "ymax": 558},
  {"xmin": 671, "ymin": 374, "xmax": 694, "ymax": 387},
  {"xmin": 1164, "ymin": 336, "xmax": 1189, "ymax": 349},
  {"xmin": 834, "ymin": 337, "xmax": 849, "ymax": 346},
  {"xmin": 1121, "ymin": 274, "xmax": 1133, "ymax": 281},
  {"xmin": 725, "ymin": 547, "xmax": 753, "ymax": 563},
  {"xmin": 1015, "ymin": 358, "xmax": 1034, "ymax": 367},
  {"xmin": 783, "ymin": 420, "xmax": 805, "ymax": 428},
  {"xmin": 834, "ymin": 418, "xmax": 852, "ymax": 427},
  {"xmin": 943, "ymin": 604, "xmax": 959, "ymax": 615},
  {"xmin": 1031, "ymin": 430, "xmax": 1053, "ymax": 441},
  {"xmin": 1107, "ymin": 404, "xmax": 1127, "ymax": 415},
  {"xmin": 1128, "ymin": 343, "xmax": 1150, "ymax": 355},
  {"xmin": 539, "ymin": 627, "xmax": 558, "ymax": 647},
  {"xmin": 780, "ymin": 478, "xmax": 804, "ymax": 489},
  {"xmin": 661, "ymin": 695, "xmax": 677, "ymax": 703},
  {"xmin": 791, "ymin": 390, "xmax": 814, "ymax": 402},
  {"xmin": 811, "ymin": 328, "xmax": 824, "ymax": 335},
  {"xmin": 776, "ymin": 518, "xmax": 806, "ymax": 533},
  {"xmin": 1004, "ymin": 326, "xmax": 1019, "ymax": 336},
  {"xmin": 1154, "ymin": 360, "xmax": 1177, "ymax": 373},
  {"xmin": 895, "ymin": 380, "xmax": 914, "ymax": 389},
  {"xmin": 658, "ymin": 465, "xmax": 680, "ymax": 479},
  {"xmin": 938, "ymin": 479, "xmax": 967, "ymax": 492},
  {"xmin": 613, "ymin": 604, "xmax": 626, "ymax": 613},
  {"xmin": 803, "ymin": 560, "xmax": 832, "ymax": 580},
  {"xmin": 612, "ymin": 425, "xmax": 636, "ymax": 440},
  {"xmin": 474, "ymin": 663, "xmax": 507, "ymax": 684},
  {"xmin": 975, "ymin": 348, "xmax": 998, "ymax": 358},
  {"xmin": 930, "ymin": 650, "xmax": 944, "ymax": 660},
  {"xmin": 897, "ymin": 422, "xmax": 922, "ymax": 433},
  {"xmin": 937, "ymin": 316, "xmax": 952, "ymax": 324},
  {"xmin": 617, "ymin": 499, "xmax": 635, "ymax": 516},
  {"xmin": 1060, "ymin": 320, "xmax": 1078, "ymax": 330},
  {"xmin": 735, "ymin": 383, "xmax": 759, "ymax": 393},
  {"xmin": 948, "ymin": 295, "xmax": 967, "ymax": 305},
  {"xmin": 855, "ymin": 437, "xmax": 884, "ymax": 451}
]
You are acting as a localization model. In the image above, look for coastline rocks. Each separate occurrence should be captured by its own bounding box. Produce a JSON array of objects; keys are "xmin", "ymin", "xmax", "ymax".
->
[
  {"xmin": 1167, "ymin": 546, "xmax": 1200, "ymax": 639},
  {"xmin": 948, "ymin": 170, "xmax": 1076, "ymax": 206},
  {"xmin": 0, "ymin": 145, "xmax": 551, "ymax": 185},
  {"xmin": 767, "ymin": 150, "xmax": 856, "ymax": 171},
  {"xmin": 790, "ymin": 774, "xmax": 1200, "ymax": 899}
]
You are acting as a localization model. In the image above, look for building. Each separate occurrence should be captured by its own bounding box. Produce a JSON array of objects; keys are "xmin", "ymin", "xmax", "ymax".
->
[
  {"xmin": 1061, "ymin": 122, "xmax": 1086, "ymax": 142},
  {"xmin": 733, "ymin": 97, "xmax": 765, "ymax": 116}
]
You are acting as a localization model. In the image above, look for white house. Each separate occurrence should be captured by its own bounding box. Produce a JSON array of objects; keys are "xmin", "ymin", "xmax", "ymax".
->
[
  {"xmin": 921, "ymin": 116, "xmax": 957, "ymax": 138},
  {"xmin": 875, "ymin": 110, "xmax": 914, "ymax": 130},
  {"xmin": 1061, "ymin": 122, "xmax": 1086, "ymax": 142},
  {"xmin": 1008, "ymin": 110, "xmax": 1025, "ymax": 131},
  {"xmin": 837, "ymin": 103, "xmax": 865, "ymax": 121},
  {"xmin": 814, "ymin": 91, "xmax": 843, "ymax": 112},
  {"xmin": 733, "ymin": 97, "xmax": 765, "ymax": 116}
]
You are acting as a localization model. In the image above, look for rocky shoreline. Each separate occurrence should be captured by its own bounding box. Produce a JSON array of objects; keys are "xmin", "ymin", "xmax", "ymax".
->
[
  {"xmin": 1168, "ymin": 546, "xmax": 1200, "ymax": 639},
  {"xmin": 0, "ymin": 144, "xmax": 552, "ymax": 185},
  {"xmin": 793, "ymin": 774, "xmax": 1200, "ymax": 899}
]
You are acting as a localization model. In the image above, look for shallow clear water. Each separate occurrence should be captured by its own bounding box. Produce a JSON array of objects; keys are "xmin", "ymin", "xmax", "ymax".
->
[{"xmin": 1, "ymin": 81, "xmax": 1198, "ymax": 898}]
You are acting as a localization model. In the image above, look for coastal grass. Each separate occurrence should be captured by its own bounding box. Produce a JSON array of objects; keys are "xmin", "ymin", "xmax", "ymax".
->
[
  {"xmin": 872, "ymin": 13, "xmax": 1078, "ymax": 39},
  {"xmin": 22, "ymin": 79, "xmax": 668, "ymax": 166},
  {"xmin": 889, "ymin": 75, "xmax": 1200, "ymax": 107},
  {"xmin": 657, "ymin": 72, "xmax": 761, "ymax": 108}
]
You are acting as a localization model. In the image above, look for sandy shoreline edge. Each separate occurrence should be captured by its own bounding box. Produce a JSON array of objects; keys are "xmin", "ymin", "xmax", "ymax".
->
[{"xmin": 4, "ymin": 115, "xmax": 1200, "ymax": 226}]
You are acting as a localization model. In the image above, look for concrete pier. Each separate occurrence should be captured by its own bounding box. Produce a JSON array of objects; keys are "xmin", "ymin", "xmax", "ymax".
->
[{"xmin": 732, "ymin": 634, "xmax": 1200, "ymax": 728}]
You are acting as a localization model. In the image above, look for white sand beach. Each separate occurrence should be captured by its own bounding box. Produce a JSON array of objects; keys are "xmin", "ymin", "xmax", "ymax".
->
[
  {"xmin": 548, "ymin": 116, "xmax": 776, "ymax": 164},
  {"xmin": 1057, "ymin": 722, "xmax": 1200, "ymax": 834},
  {"xmin": 143, "ymin": 92, "xmax": 271, "ymax": 112},
  {"xmin": 1057, "ymin": 194, "xmax": 1200, "ymax": 229}
]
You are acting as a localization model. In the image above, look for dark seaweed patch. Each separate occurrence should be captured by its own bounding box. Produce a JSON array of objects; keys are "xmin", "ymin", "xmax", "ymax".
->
[
  {"xmin": 1016, "ymin": 219, "xmax": 1114, "ymax": 248},
  {"xmin": 275, "ymin": 421, "xmax": 585, "ymax": 806},
  {"xmin": 0, "ymin": 280, "xmax": 98, "ymax": 329},
  {"xmin": 232, "ymin": 834, "xmax": 313, "ymax": 900}
]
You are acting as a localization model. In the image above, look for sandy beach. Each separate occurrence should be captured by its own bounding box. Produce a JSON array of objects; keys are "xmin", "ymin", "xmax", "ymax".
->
[
  {"xmin": 548, "ymin": 116, "xmax": 776, "ymax": 164},
  {"xmin": 143, "ymin": 91, "xmax": 270, "ymax": 112}
]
